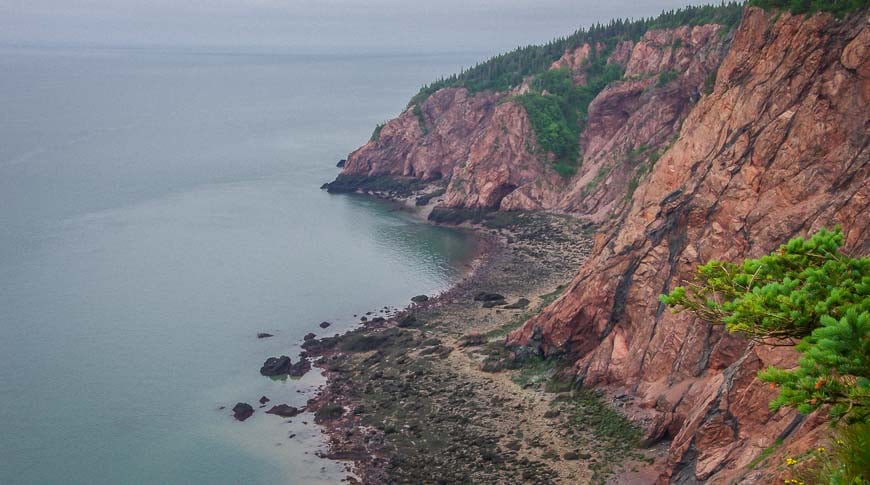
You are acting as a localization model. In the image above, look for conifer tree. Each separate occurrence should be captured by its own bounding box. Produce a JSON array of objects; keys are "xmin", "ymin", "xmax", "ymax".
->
[{"xmin": 661, "ymin": 227, "xmax": 869, "ymax": 423}]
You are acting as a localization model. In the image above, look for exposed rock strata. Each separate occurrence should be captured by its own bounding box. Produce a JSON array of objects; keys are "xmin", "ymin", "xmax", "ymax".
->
[
  {"xmin": 335, "ymin": 23, "xmax": 731, "ymax": 217},
  {"xmin": 509, "ymin": 8, "xmax": 869, "ymax": 483},
  {"xmin": 326, "ymin": 6, "xmax": 869, "ymax": 483}
]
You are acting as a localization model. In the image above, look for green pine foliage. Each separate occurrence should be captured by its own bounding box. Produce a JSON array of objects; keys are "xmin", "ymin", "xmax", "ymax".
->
[
  {"xmin": 759, "ymin": 310, "xmax": 868, "ymax": 421},
  {"xmin": 747, "ymin": 0, "xmax": 868, "ymax": 16},
  {"xmin": 657, "ymin": 69, "xmax": 680, "ymax": 87},
  {"xmin": 411, "ymin": 103, "xmax": 429, "ymax": 135},
  {"xmin": 660, "ymin": 228, "xmax": 868, "ymax": 344},
  {"xmin": 408, "ymin": 2, "xmax": 744, "ymax": 107},
  {"xmin": 370, "ymin": 122, "xmax": 385, "ymax": 142},
  {"xmin": 661, "ymin": 227, "xmax": 869, "ymax": 424}
]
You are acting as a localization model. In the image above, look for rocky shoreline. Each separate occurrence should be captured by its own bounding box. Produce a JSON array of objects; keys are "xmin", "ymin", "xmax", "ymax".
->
[{"xmin": 301, "ymin": 207, "xmax": 663, "ymax": 484}]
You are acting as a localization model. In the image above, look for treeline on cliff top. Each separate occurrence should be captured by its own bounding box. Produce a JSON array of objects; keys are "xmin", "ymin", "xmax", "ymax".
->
[
  {"xmin": 748, "ymin": 0, "xmax": 868, "ymax": 15},
  {"xmin": 407, "ymin": 0, "xmax": 866, "ymax": 107},
  {"xmin": 407, "ymin": 2, "xmax": 744, "ymax": 107}
]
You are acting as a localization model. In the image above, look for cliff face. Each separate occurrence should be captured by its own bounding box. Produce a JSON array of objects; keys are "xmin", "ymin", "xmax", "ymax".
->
[
  {"xmin": 509, "ymin": 8, "xmax": 868, "ymax": 483},
  {"xmin": 556, "ymin": 24, "xmax": 729, "ymax": 221},
  {"xmin": 335, "ymin": 23, "xmax": 731, "ymax": 217},
  {"xmin": 331, "ymin": 6, "xmax": 868, "ymax": 482}
]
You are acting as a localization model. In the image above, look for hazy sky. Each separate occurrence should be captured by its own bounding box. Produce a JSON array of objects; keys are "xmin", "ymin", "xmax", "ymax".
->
[{"xmin": 1, "ymin": 0, "xmax": 710, "ymax": 53}]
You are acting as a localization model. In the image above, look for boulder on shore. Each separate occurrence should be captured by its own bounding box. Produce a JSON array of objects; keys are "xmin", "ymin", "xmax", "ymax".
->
[
  {"xmin": 473, "ymin": 292, "xmax": 505, "ymax": 302},
  {"xmin": 288, "ymin": 358, "xmax": 311, "ymax": 377},
  {"xmin": 411, "ymin": 294, "xmax": 429, "ymax": 303},
  {"xmin": 396, "ymin": 314, "xmax": 418, "ymax": 328},
  {"xmin": 504, "ymin": 298, "xmax": 530, "ymax": 309},
  {"xmin": 232, "ymin": 402, "xmax": 254, "ymax": 421}
]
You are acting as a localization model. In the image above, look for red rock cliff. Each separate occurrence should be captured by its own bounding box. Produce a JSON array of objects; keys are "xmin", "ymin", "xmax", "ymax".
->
[
  {"xmin": 509, "ymin": 8, "xmax": 868, "ymax": 483},
  {"xmin": 335, "ymin": 22, "xmax": 732, "ymax": 216}
]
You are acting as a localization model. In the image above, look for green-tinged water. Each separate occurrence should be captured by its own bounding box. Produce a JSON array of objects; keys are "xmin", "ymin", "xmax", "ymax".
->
[{"xmin": 0, "ymin": 46, "xmax": 479, "ymax": 484}]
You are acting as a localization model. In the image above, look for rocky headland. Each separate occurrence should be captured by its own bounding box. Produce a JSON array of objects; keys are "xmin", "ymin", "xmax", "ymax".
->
[{"xmin": 313, "ymin": 4, "xmax": 868, "ymax": 484}]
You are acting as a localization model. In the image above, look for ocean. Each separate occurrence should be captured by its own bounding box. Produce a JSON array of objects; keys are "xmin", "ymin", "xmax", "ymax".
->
[{"xmin": 0, "ymin": 46, "xmax": 481, "ymax": 484}]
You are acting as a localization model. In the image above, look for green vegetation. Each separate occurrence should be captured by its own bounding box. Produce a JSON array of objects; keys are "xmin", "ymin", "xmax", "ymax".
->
[
  {"xmin": 747, "ymin": 438, "xmax": 784, "ymax": 469},
  {"xmin": 582, "ymin": 165, "xmax": 613, "ymax": 195},
  {"xmin": 748, "ymin": 0, "xmax": 868, "ymax": 16},
  {"xmin": 661, "ymin": 228, "xmax": 869, "ymax": 481},
  {"xmin": 371, "ymin": 122, "xmax": 385, "ymax": 142},
  {"xmin": 511, "ymin": 354, "xmax": 559, "ymax": 387},
  {"xmin": 409, "ymin": 2, "xmax": 744, "ymax": 106},
  {"xmin": 760, "ymin": 309, "xmax": 868, "ymax": 421},
  {"xmin": 560, "ymin": 390, "xmax": 645, "ymax": 483},
  {"xmin": 402, "ymin": 3, "xmax": 746, "ymax": 177},
  {"xmin": 784, "ymin": 422, "xmax": 869, "ymax": 485},
  {"xmin": 517, "ymin": 55, "xmax": 624, "ymax": 177},
  {"xmin": 656, "ymin": 69, "xmax": 680, "ymax": 87},
  {"xmin": 411, "ymin": 103, "xmax": 428, "ymax": 135},
  {"xmin": 660, "ymin": 228, "xmax": 867, "ymax": 346},
  {"xmin": 703, "ymin": 69, "xmax": 717, "ymax": 95}
]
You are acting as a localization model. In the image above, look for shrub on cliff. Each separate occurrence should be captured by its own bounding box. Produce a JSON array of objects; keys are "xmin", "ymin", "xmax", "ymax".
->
[
  {"xmin": 661, "ymin": 227, "xmax": 869, "ymax": 423},
  {"xmin": 516, "ymin": 54, "xmax": 623, "ymax": 177}
]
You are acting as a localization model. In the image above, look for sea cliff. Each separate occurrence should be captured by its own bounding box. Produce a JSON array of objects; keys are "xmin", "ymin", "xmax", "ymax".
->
[{"xmin": 320, "ymin": 5, "xmax": 869, "ymax": 483}]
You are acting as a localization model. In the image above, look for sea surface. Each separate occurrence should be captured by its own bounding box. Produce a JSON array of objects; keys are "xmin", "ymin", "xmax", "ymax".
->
[{"xmin": 0, "ymin": 46, "xmax": 482, "ymax": 484}]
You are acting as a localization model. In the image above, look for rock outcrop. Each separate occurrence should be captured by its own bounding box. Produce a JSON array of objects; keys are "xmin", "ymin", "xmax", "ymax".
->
[
  {"xmin": 509, "ymin": 8, "xmax": 868, "ymax": 483},
  {"xmin": 332, "ymin": 22, "xmax": 732, "ymax": 217},
  {"xmin": 232, "ymin": 402, "xmax": 254, "ymax": 422},
  {"xmin": 556, "ymin": 24, "xmax": 730, "ymax": 221},
  {"xmin": 327, "ymin": 5, "xmax": 868, "ymax": 482}
]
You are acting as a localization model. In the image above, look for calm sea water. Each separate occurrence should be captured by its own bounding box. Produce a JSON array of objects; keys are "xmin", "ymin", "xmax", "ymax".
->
[{"xmin": 0, "ymin": 46, "xmax": 481, "ymax": 484}]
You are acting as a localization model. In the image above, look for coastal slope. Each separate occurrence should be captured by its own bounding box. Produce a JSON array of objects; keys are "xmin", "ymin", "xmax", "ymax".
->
[
  {"xmin": 508, "ymin": 8, "xmax": 869, "ymax": 483},
  {"xmin": 324, "ymin": 5, "xmax": 869, "ymax": 483}
]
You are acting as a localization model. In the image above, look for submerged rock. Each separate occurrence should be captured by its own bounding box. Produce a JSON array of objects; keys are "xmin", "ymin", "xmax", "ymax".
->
[
  {"xmin": 319, "ymin": 321, "xmax": 332, "ymax": 329},
  {"xmin": 303, "ymin": 332, "xmax": 316, "ymax": 341},
  {"xmin": 256, "ymin": 332, "xmax": 274, "ymax": 339},
  {"xmin": 232, "ymin": 402, "xmax": 254, "ymax": 421},
  {"xmin": 259, "ymin": 396, "xmax": 270, "ymax": 404}
]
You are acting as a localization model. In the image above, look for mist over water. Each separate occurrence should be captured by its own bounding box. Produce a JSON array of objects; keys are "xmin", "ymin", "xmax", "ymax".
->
[{"xmin": 0, "ymin": 46, "xmax": 480, "ymax": 484}]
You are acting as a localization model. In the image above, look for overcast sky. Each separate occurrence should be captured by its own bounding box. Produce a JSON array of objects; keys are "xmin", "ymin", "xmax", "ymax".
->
[{"xmin": 1, "ymin": 0, "xmax": 710, "ymax": 54}]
